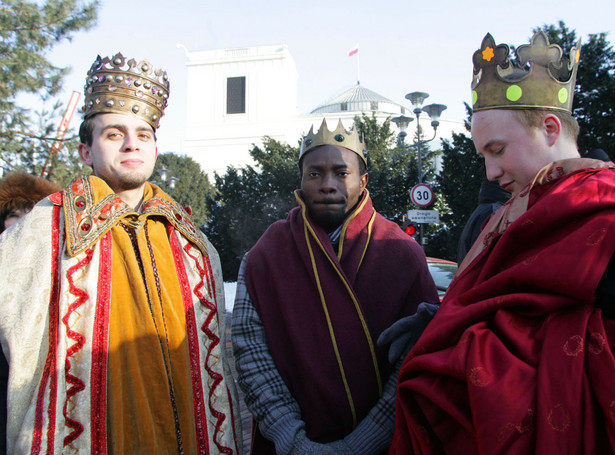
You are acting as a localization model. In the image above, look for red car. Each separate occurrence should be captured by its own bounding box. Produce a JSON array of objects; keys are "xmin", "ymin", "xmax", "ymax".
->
[{"xmin": 426, "ymin": 257, "xmax": 458, "ymax": 299}]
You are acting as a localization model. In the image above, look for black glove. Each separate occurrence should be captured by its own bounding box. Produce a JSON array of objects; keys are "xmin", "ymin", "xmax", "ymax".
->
[{"xmin": 377, "ymin": 302, "xmax": 439, "ymax": 363}]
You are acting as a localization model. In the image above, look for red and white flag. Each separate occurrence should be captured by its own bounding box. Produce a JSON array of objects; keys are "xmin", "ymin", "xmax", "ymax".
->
[{"xmin": 348, "ymin": 45, "xmax": 359, "ymax": 57}]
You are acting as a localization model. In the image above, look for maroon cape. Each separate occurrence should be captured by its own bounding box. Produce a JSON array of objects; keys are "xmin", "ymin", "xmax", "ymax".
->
[
  {"xmin": 246, "ymin": 190, "xmax": 438, "ymax": 450},
  {"xmin": 391, "ymin": 160, "xmax": 615, "ymax": 454}
]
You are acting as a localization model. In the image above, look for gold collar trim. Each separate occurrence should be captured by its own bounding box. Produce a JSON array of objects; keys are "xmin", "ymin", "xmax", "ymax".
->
[{"xmin": 61, "ymin": 177, "xmax": 208, "ymax": 257}]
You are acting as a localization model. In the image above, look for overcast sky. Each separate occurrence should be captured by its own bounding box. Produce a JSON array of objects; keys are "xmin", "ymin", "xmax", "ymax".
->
[{"xmin": 46, "ymin": 0, "xmax": 615, "ymax": 154}]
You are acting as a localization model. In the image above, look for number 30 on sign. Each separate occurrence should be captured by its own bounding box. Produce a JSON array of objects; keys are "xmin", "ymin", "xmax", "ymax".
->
[{"xmin": 410, "ymin": 183, "xmax": 434, "ymax": 207}]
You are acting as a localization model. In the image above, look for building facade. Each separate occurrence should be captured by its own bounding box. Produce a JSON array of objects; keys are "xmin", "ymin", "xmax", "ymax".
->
[{"xmin": 184, "ymin": 44, "xmax": 465, "ymax": 176}]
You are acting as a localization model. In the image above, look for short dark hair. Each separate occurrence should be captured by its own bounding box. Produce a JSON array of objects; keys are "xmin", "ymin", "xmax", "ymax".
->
[
  {"xmin": 299, "ymin": 149, "xmax": 368, "ymax": 176},
  {"xmin": 79, "ymin": 116, "xmax": 96, "ymax": 146},
  {"xmin": 513, "ymin": 109, "xmax": 579, "ymax": 143}
]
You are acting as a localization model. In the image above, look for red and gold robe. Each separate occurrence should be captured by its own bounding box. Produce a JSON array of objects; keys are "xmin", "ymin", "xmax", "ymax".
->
[
  {"xmin": 0, "ymin": 176, "xmax": 240, "ymax": 454},
  {"xmin": 391, "ymin": 159, "xmax": 615, "ymax": 454}
]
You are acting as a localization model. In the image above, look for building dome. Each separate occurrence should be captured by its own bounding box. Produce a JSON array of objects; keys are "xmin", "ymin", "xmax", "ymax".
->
[{"xmin": 310, "ymin": 83, "xmax": 407, "ymax": 115}]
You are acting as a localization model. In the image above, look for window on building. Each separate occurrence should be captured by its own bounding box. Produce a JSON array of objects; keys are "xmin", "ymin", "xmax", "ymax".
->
[
  {"xmin": 227, "ymin": 76, "xmax": 246, "ymax": 114},
  {"xmin": 371, "ymin": 101, "xmax": 378, "ymax": 111},
  {"xmin": 341, "ymin": 102, "xmax": 348, "ymax": 111}
]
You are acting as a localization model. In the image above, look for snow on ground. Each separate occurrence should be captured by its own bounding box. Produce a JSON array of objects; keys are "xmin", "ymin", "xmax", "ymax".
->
[{"xmin": 224, "ymin": 282, "xmax": 238, "ymax": 312}]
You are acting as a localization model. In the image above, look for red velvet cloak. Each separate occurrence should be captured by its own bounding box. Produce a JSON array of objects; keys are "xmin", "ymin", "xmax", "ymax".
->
[
  {"xmin": 245, "ymin": 190, "xmax": 438, "ymax": 449},
  {"xmin": 391, "ymin": 160, "xmax": 615, "ymax": 454}
]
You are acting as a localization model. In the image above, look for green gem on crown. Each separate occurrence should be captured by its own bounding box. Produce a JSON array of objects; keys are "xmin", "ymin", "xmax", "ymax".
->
[
  {"xmin": 558, "ymin": 88, "xmax": 569, "ymax": 104},
  {"xmin": 506, "ymin": 85, "xmax": 522, "ymax": 102}
]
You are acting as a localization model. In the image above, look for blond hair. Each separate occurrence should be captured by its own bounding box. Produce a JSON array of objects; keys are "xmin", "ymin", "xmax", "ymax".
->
[{"xmin": 513, "ymin": 109, "xmax": 579, "ymax": 142}]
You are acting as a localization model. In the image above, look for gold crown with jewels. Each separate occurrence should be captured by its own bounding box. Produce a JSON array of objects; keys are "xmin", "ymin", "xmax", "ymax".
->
[
  {"xmin": 82, "ymin": 52, "xmax": 170, "ymax": 129},
  {"xmin": 299, "ymin": 119, "xmax": 367, "ymax": 165},
  {"xmin": 471, "ymin": 31, "xmax": 581, "ymax": 113}
]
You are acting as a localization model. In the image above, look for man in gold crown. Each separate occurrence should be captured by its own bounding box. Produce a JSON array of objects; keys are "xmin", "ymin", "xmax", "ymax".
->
[
  {"xmin": 0, "ymin": 53, "xmax": 241, "ymax": 454},
  {"xmin": 390, "ymin": 31, "xmax": 615, "ymax": 454},
  {"xmin": 232, "ymin": 119, "xmax": 439, "ymax": 454}
]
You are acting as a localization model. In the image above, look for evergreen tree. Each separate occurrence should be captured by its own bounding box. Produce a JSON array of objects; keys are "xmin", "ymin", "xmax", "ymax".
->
[
  {"xmin": 204, "ymin": 137, "xmax": 298, "ymax": 279},
  {"xmin": 153, "ymin": 153, "xmax": 214, "ymax": 228},
  {"xmin": 354, "ymin": 112, "xmax": 441, "ymax": 222},
  {"xmin": 354, "ymin": 113, "xmax": 443, "ymax": 254},
  {"xmin": 5, "ymin": 99, "xmax": 88, "ymax": 186},
  {"xmin": 354, "ymin": 113, "xmax": 415, "ymax": 222},
  {"xmin": 0, "ymin": 0, "xmax": 99, "ymax": 172},
  {"xmin": 429, "ymin": 108, "xmax": 485, "ymax": 260},
  {"xmin": 536, "ymin": 21, "xmax": 615, "ymax": 159}
]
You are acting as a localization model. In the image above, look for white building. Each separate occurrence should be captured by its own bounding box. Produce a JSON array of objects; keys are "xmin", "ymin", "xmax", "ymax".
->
[{"xmin": 184, "ymin": 44, "xmax": 465, "ymax": 176}]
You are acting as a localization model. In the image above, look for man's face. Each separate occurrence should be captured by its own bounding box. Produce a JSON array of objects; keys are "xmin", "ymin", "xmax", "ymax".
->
[
  {"xmin": 78, "ymin": 113, "xmax": 157, "ymax": 194},
  {"xmin": 300, "ymin": 145, "xmax": 368, "ymax": 231},
  {"xmin": 471, "ymin": 109, "xmax": 554, "ymax": 195}
]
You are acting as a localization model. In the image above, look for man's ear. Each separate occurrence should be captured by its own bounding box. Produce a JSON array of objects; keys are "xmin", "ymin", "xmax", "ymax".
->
[
  {"xmin": 78, "ymin": 143, "xmax": 93, "ymax": 166},
  {"xmin": 542, "ymin": 113, "xmax": 562, "ymax": 147},
  {"xmin": 360, "ymin": 172, "xmax": 369, "ymax": 190}
]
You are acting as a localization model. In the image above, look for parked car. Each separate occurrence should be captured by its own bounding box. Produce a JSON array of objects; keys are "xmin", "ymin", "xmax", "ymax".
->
[{"xmin": 426, "ymin": 257, "xmax": 458, "ymax": 299}]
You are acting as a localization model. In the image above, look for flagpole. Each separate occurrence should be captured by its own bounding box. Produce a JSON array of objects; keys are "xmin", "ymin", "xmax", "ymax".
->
[
  {"xmin": 349, "ymin": 44, "xmax": 360, "ymax": 84},
  {"xmin": 357, "ymin": 50, "xmax": 360, "ymax": 85}
]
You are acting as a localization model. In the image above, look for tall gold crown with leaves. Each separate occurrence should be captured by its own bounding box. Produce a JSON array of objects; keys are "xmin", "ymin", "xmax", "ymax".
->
[
  {"xmin": 82, "ymin": 52, "xmax": 170, "ymax": 129},
  {"xmin": 471, "ymin": 31, "xmax": 581, "ymax": 113},
  {"xmin": 299, "ymin": 119, "xmax": 367, "ymax": 164}
]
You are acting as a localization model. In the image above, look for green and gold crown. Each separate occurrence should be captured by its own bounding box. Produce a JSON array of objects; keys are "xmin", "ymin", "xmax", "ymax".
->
[
  {"xmin": 471, "ymin": 31, "xmax": 580, "ymax": 113},
  {"xmin": 82, "ymin": 52, "xmax": 170, "ymax": 129},
  {"xmin": 299, "ymin": 119, "xmax": 367, "ymax": 165}
]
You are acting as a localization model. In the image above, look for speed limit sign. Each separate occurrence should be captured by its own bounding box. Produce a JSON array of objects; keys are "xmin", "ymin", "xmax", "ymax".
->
[{"xmin": 410, "ymin": 183, "xmax": 434, "ymax": 207}]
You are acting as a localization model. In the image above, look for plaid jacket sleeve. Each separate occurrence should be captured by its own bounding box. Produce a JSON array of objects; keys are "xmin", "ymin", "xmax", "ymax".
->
[{"xmin": 231, "ymin": 254, "xmax": 306, "ymax": 454}]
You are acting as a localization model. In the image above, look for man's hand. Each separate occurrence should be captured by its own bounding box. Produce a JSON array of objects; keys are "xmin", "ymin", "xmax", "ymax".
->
[{"xmin": 377, "ymin": 302, "xmax": 439, "ymax": 363}]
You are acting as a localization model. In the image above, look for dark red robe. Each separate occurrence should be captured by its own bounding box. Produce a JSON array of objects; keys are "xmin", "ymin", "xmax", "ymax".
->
[
  {"xmin": 391, "ymin": 159, "xmax": 615, "ymax": 454},
  {"xmin": 245, "ymin": 190, "xmax": 438, "ymax": 451}
]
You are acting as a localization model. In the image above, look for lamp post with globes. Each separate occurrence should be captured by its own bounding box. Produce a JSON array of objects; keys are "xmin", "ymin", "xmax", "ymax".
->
[
  {"xmin": 392, "ymin": 91, "xmax": 447, "ymax": 246},
  {"xmin": 155, "ymin": 166, "xmax": 180, "ymax": 194}
]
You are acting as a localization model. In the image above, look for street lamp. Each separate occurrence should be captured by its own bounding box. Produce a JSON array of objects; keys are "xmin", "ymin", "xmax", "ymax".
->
[
  {"xmin": 392, "ymin": 91, "xmax": 447, "ymax": 246},
  {"xmin": 155, "ymin": 166, "xmax": 180, "ymax": 194},
  {"xmin": 390, "ymin": 114, "xmax": 414, "ymax": 147}
]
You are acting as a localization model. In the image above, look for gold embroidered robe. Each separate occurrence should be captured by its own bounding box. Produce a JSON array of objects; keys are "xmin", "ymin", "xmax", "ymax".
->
[{"xmin": 0, "ymin": 176, "xmax": 241, "ymax": 454}]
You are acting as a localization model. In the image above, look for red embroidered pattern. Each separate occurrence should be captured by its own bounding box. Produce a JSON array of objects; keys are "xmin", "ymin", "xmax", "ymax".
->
[
  {"xmin": 184, "ymin": 242, "xmax": 235, "ymax": 454},
  {"xmin": 31, "ymin": 205, "xmax": 63, "ymax": 455},
  {"xmin": 168, "ymin": 226, "xmax": 210, "ymax": 454},
  {"xmin": 62, "ymin": 249, "xmax": 94, "ymax": 448},
  {"xmin": 90, "ymin": 233, "xmax": 112, "ymax": 454}
]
